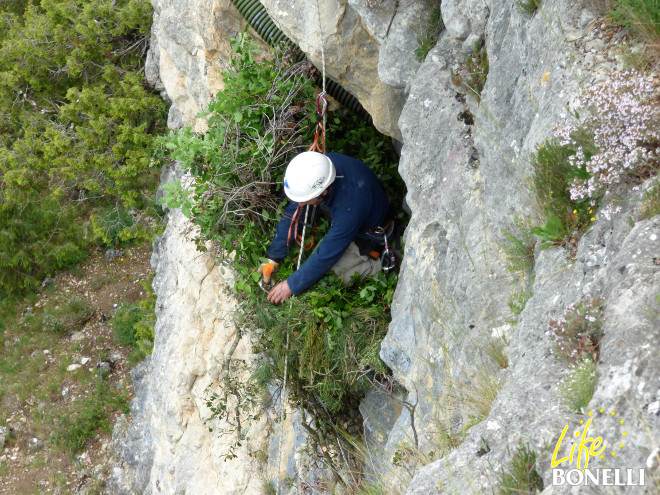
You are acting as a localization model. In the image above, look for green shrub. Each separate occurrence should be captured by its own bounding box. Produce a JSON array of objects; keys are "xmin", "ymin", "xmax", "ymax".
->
[
  {"xmin": 161, "ymin": 34, "xmax": 406, "ymax": 447},
  {"xmin": 0, "ymin": 0, "xmax": 167, "ymax": 299},
  {"xmin": 91, "ymin": 207, "xmax": 136, "ymax": 247},
  {"xmin": 499, "ymin": 441, "xmax": 544, "ymax": 495},
  {"xmin": 558, "ymin": 358, "xmax": 597, "ymax": 413},
  {"xmin": 251, "ymin": 273, "xmax": 395, "ymax": 415},
  {"xmin": 112, "ymin": 303, "xmax": 142, "ymax": 347},
  {"xmin": 133, "ymin": 276, "xmax": 156, "ymax": 355},
  {"xmin": 111, "ymin": 276, "xmax": 155, "ymax": 356}
]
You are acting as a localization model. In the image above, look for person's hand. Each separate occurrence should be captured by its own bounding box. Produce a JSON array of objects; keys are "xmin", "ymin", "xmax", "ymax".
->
[{"xmin": 268, "ymin": 280, "xmax": 293, "ymax": 304}]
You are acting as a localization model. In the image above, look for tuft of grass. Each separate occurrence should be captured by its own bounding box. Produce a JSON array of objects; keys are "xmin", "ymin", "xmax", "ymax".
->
[
  {"xmin": 27, "ymin": 455, "xmax": 46, "ymax": 468},
  {"xmin": 518, "ymin": 0, "xmax": 540, "ymax": 14},
  {"xmin": 498, "ymin": 441, "xmax": 544, "ymax": 495},
  {"xmin": 90, "ymin": 274, "xmax": 117, "ymax": 290},
  {"xmin": 610, "ymin": 0, "xmax": 660, "ymax": 58},
  {"xmin": 462, "ymin": 369, "xmax": 502, "ymax": 423},
  {"xmin": 22, "ymin": 295, "xmax": 95, "ymax": 336},
  {"xmin": 415, "ymin": 2, "xmax": 444, "ymax": 62},
  {"xmin": 451, "ymin": 41, "xmax": 489, "ymax": 102},
  {"xmin": 500, "ymin": 218, "xmax": 535, "ymax": 275},
  {"xmin": 619, "ymin": 44, "xmax": 656, "ymax": 71},
  {"xmin": 558, "ymin": 358, "xmax": 597, "ymax": 413},
  {"xmin": 639, "ymin": 180, "xmax": 660, "ymax": 220},
  {"xmin": 483, "ymin": 336, "xmax": 509, "ymax": 369},
  {"xmin": 262, "ymin": 478, "xmax": 277, "ymax": 495},
  {"xmin": 357, "ymin": 482, "xmax": 385, "ymax": 495}
]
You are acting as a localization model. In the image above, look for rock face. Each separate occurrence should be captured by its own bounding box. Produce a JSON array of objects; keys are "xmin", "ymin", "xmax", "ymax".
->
[
  {"xmin": 109, "ymin": 164, "xmax": 331, "ymax": 495},
  {"xmin": 379, "ymin": 0, "xmax": 660, "ymax": 492},
  {"xmin": 259, "ymin": 0, "xmax": 410, "ymax": 140},
  {"xmin": 109, "ymin": 163, "xmax": 263, "ymax": 494},
  {"xmin": 147, "ymin": 0, "xmax": 268, "ymax": 132},
  {"xmin": 111, "ymin": 0, "xmax": 660, "ymax": 493}
]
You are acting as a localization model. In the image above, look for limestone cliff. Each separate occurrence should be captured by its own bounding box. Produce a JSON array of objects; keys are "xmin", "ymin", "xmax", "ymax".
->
[{"xmin": 110, "ymin": 0, "xmax": 660, "ymax": 493}]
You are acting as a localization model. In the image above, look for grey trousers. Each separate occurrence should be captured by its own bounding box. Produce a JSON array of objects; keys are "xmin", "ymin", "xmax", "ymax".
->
[{"xmin": 331, "ymin": 242, "xmax": 382, "ymax": 284}]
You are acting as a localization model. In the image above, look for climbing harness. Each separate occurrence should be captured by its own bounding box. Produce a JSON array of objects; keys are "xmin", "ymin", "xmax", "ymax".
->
[{"xmin": 375, "ymin": 226, "xmax": 397, "ymax": 273}]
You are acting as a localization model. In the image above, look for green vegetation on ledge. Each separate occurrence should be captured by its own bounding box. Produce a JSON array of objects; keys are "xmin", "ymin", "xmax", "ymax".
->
[{"xmin": 159, "ymin": 33, "xmax": 406, "ymax": 464}]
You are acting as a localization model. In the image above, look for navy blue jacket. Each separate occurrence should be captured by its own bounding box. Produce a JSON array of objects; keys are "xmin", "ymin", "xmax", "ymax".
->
[{"xmin": 267, "ymin": 153, "xmax": 390, "ymax": 295}]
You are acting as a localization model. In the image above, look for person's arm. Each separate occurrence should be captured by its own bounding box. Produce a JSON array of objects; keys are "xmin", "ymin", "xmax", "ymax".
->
[
  {"xmin": 266, "ymin": 201, "xmax": 300, "ymax": 262},
  {"xmin": 285, "ymin": 209, "xmax": 364, "ymax": 295}
]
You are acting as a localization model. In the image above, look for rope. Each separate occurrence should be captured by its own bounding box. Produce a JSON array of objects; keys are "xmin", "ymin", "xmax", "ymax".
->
[
  {"xmin": 308, "ymin": 92, "xmax": 328, "ymax": 154},
  {"xmin": 276, "ymin": 2, "xmax": 328, "ymax": 492},
  {"xmin": 286, "ymin": 204, "xmax": 316, "ymax": 250}
]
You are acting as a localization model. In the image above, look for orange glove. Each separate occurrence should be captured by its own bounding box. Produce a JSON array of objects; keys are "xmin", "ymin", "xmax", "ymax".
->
[{"xmin": 259, "ymin": 259, "xmax": 280, "ymax": 285}]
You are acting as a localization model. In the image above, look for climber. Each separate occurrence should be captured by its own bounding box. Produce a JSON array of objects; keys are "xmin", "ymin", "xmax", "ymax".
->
[{"xmin": 260, "ymin": 151, "xmax": 395, "ymax": 304}]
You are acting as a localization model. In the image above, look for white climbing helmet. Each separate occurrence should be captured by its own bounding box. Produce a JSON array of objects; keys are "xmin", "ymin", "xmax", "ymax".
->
[{"xmin": 283, "ymin": 151, "xmax": 336, "ymax": 202}]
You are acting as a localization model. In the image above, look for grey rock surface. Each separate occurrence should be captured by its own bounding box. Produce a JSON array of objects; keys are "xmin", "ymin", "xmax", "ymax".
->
[
  {"xmin": 377, "ymin": 0, "xmax": 428, "ymax": 89},
  {"xmin": 105, "ymin": 362, "xmax": 153, "ymax": 495},
  {"xmin": 27, "ymin": 437, "xmax": 45, "ymax": 453},
  {"xmin": 404, "ymin": 197, "xmax": 660, "ymax": 495},
  {"xmin": 0, "ymin": 426, "xmax": 9, "ymax": 450},
  {"xmin": 442, "ymin": 0, "xmax": 489, "ymax": 40},
  {"xmin": 347, "ymin": 0, "xmax": 398, "ymax": 43},
  {"xmin": 360, "ymin": 385, "xmax": 406, "ymax": 485},
  {"xmin": 380, "ymin": 0, "xmax": 660, "ymax": 491},
  {"xmin": 261, "ymin": 0, "xmax": 407, "ymax": 139}
]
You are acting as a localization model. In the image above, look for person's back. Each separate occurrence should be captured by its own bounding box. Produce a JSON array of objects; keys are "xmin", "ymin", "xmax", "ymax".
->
[
  {"xmin": 262, "ymin": 151, "xmax": 391, "ymax": 303},
  {"xmin": 320, "ymin": 153, "xmax": 390, "ymax": 236}
]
